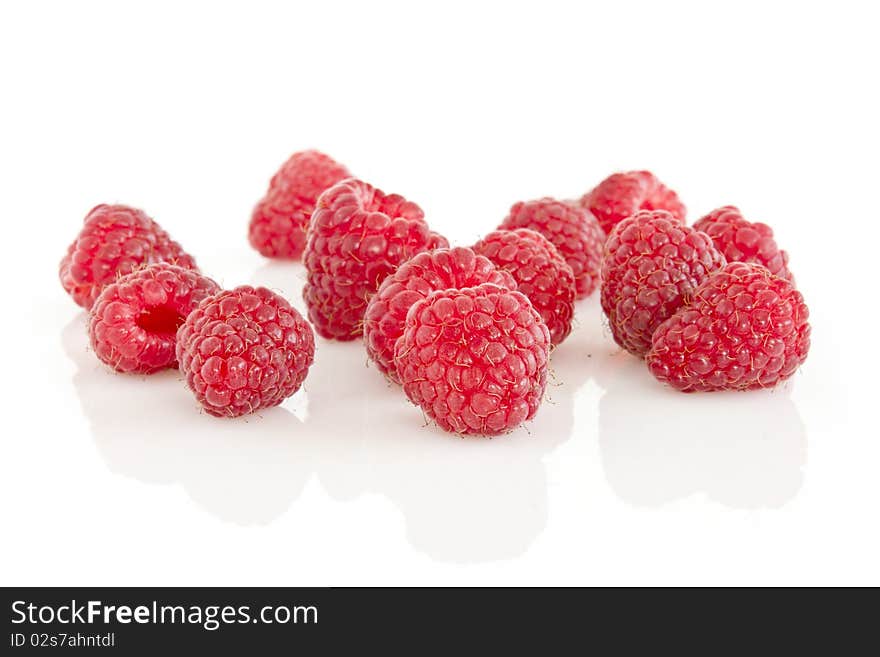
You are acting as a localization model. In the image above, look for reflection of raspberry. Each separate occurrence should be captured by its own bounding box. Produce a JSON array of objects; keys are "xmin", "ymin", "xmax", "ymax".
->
[
  {"xmin": 176, "ymin": 286, "xmax": 315, "ymax": 417},
  {"xmin": 89, "ymin": 264, "xmax": 220, "ymax": 373},
  {"xmin": 647, "ymin": 262, "xmax": 810, "ymax": 392},
  {"xmin": 693, "ymin": 206, "xmax": 793, "ymax": 281},
  {"xmin": 582, "ymin": 171, "xmax": 686, "ymax": 234},
  {"xmin": 394, "ymin": 283, "xmax": 551, "ymax": 435},
  {"xmin": 60, "ymin": 204, "xmax": 197, "ymax": 309},
  {"xmin": 303, "ymin": 178, "xmax": 448, "ymax": 340},
  {"xmin": 364, "ymin": 247, "xmax": 515, "ymax": 381},
  {"xmin": 473, "ymin": 229, "xmax": 575, "ymax": 345},
  {"xmin": 499, "ymin": 198, "xmax": 604, "ymax": 298},
  {"xmin": 248, "ymin": 150, "xmax": 350, "ymax": 259},
  {"xmin": 601, "ymin": 210, "xmax": 725, "ymax": 357}
]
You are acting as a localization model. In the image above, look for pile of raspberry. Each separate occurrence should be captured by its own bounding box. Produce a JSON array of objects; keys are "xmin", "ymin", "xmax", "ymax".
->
[
  {"xmin": 60, "ymin": 154, "xmax": 811, "ymax": 436},
  {"xmin": 62, "ymin": 203, "xmax": 316, "ymax": 418},
  {"xmin": 597, "ymin": 195, "xmax": 809, "ymax": 392}
]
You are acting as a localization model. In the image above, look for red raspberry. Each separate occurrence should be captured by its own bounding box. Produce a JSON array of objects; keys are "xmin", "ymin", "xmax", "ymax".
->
[
  {"xmin": 303, "ymin": 178, "xmax": 448, "ymax": 340},
  {"xmin": 88, "ymin": 264, "xmax": 220, "ymax": 373},
  {"xmin": 364, "ymin": 247, "xmax": 516, "ymax": 382},
  {"xmin": 499, "ymin": 197, "xmax": 604, "ymax": 298},
  {"xmin": 582, "ymin": 171, "xmax": 686, "ymax": 234},
  {"xmin": 473, "ymin": 229, "xmax": 575, "ymax": 345},
  {"xmin": 601, "ymin": 210, "xmax": 726, "ymax": 357},
  {"xmin": 248, "ymin": 150, "xmax": 351, "ymax": 259},
  {"xmin": 394, "ymin": 283, "xmax": 551, "ymax": 435},
  {"xmin": 647, "ymin": 262, "xmax": 810, "ymax": 392},
  {"xmin": 60, "ymin": 204, "xmax": 197, "ymax": 310},
  {"xmin": 176, "ymin": 286, "xmax": 315, "ymax": 417},
  {"xmin": 693, "ymin": 206, "xmax": 793, "ymax": 281}
]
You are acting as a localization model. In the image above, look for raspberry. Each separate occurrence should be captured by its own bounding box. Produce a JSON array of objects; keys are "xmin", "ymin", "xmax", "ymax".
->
[
  {"xmin": 176, "ymin": 286, "xmax": 315, "ymax": 417},
  {"xmin": 303, "ymin": 178, "xmax": 448, "ymax": 340},
  {"xmin": 88, "ymin": 264, "xmax": 220, "ymax": 373},
  {"xmin": 248, "ymin": 150, "xmax": 351, "ymax": 259},
  {"xmin": 647, "ymin": 262, "xmax": 810, "ymax": 392},
  {"xmin": 394, "ymin": 283, "xmax": 551, "ymax": 435},
  {"xmin": 601, "ymin": 210, "xmax": 726, "ymax": 357},
  {"xmin": 473, "ymin": 229, "xmax": 575, "ymax": 345},
  {"xmin": 582, "ymin": 171, "xmax": 686, "ymax": 234},
  {"xmin": 364, "ymin": 247, "xmax": 516, "ymax": 381},
  {"xmin": 60, "ymin": 204, "xmax": 197, "ymax": 309},
  {"xmin": 693, "ymin": 206, "xmax": 793, "ymax": 281},
  {"xmin": 499, "ymin": 197, "xmax": 604, "ymax": 298}
]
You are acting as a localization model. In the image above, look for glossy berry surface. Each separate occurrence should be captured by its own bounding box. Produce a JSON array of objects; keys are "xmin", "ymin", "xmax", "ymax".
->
[
  {"xmin": 176, "ymin": 286, "xmax": 315, "ymax": 417},
  {"xmin": 364, "ymin": 247, "xmax": 516, "ymax": 382},
  {"xmin": 601, "ymin": 210, "xmax": 726, "ymax": 357},
  {"xmin": 303, "ymin": 178, "xmax": 448, "ymax": 340},
  {"xmin": 89, "ymin": 264, "xmax": 220, "ymax": 374},
  {"xmin": 647, "ymin": 262, "xmax": 810, "ymax": 392},
  {"xmin": 60, "ymin": 204, "xmax": 197, "ymax": 309},
  {"xmin": 499, "ymin": 197, "xmax": 604, "ymax": 298},
  {"xmin": 473, "ymin": 229, "xmax": 575, "ymax": 345},
  {"xmin": 693, "ymin": 206, "xmax": 793, "ymax": 281},
  {"xmin": 248, "ymin": 150, "xmax": 351, "ymax": 259},
  {"xmin": 582, "ymin": 170, "xmax": 686, "ymax": 234},
  {"xmin": 394, "ymin": 283, "xmax": 551, "ymax": 436}
]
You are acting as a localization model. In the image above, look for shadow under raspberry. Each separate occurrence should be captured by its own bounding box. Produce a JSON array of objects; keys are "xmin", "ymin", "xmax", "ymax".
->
[
  {"xmin": 596, "ymin": 350, "xmax": 807, "ymax": 509},
  {"xmin": 62, "ymin": 314, "xmax": 312, "ymax": 525}
]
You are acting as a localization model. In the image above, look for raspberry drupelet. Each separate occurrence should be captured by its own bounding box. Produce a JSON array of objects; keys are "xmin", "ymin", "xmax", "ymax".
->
[
  {"xmin": 693, "ymin": 205, "xmax": 793, "ymax": 281},
  {"xmin": 60, "ymin": 204, "xmax": 197, "ymax": 310},
  {"xmin": 394, "ymin": 283, "xmax": 551, "ymax": 436},
  {"xmin": 176, "ymin": 286, "xmax": 316, "ymax": 417},
  {"xmin": 473, "ymin": 229, "xmax": 575, "ymax": 345},
  {"xmin": 364, "ymin": 247, "xmax": 516, "ymax": 382},
  {"xmin": 303, "ymin": 178, "xmax": 448, "ymax": 340},
  {"xmin": 499, "ymin": 197, "xmax": 604, "ymax": 298},
  {"xmin": 248, "ymin": 150, "xmax": 351, "ymax": 259},
  {"xmin": 600, "ymin": 210, "xmax": 726, "ymax": 357},
  {"xmin": 647, "ymin": 262, "xmax": 810, "ymax": 391},
  {"xmin": 89, "ymin": 264, "xmax": 220, "ymax": 374},
  {"xmin": 582, "ymin": 170, "xmax": 686, "ymax": 234}
]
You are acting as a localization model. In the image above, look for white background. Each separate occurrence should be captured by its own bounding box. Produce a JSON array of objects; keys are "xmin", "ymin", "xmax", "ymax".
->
[{"xmin": 1, "ymin": 1, "xmax": 877, "ymax": 586}]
